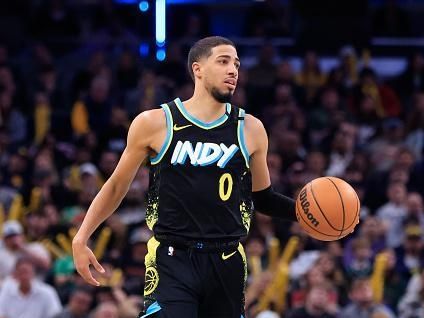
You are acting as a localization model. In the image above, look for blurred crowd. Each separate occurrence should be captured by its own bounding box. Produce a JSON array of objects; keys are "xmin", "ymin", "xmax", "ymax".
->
[
  {"xmin": 1, "ymin": 0, "xmax": 422, "ymax": 56},
  {"xmin": 0, "ymin": 2, "xmax": 423, "ymax": 318}
]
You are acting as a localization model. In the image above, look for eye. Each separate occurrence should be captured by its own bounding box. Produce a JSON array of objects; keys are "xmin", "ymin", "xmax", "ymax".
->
[{"xmin": 218, "ymin": 59, "xmax": 228, "ymax": 64}]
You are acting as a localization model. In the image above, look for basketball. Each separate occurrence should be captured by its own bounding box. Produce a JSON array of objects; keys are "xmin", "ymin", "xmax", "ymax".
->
[{"xmin": 295, "ymin": 177, "xmax": 360, "ymax": 241}]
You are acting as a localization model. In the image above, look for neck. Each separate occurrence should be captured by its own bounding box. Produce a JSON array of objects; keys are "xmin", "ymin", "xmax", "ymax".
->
[
  {"xmin": 183, "ymin": 86, "xmax": 228, "ymax": 122},
  {"xmin": 358, "ymin": 301, "xmax": 373, "ymax": 309},
  {"xmin": 306, "ymin": 303, "xmax": 324, "ymax": 316},
  {"xmin": 6, "ymin": 245, "xmax": 19, "ymax": 252},
  {"xmin": 19, "ymin": 282, "xmax": 31, "ymax": 295}
]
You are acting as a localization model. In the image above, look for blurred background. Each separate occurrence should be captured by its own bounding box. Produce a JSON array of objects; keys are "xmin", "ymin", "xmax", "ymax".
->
[{"xmin": 0, "ymin": 0, "xmax": 424, "ymax": 317}]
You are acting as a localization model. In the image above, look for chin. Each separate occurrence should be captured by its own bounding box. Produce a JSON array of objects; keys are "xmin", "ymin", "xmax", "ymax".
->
[{"xmin": 211, "ymin": 87, "xmax": 233, "ymax": 103}]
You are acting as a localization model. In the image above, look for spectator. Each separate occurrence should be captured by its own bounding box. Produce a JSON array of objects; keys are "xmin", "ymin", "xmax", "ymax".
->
[
  {"xmin": 394, "ymin": 223, "xmax": 424, "ymax": 281},
  {"xmin": 303, "ymin": 151, "xmax": 327, "ymax": 183},
  {"xmin": 98, "ymin": 107, "xmax": 128, "ymax": 153},
  {"xmin": 0, "ymin": 257, "xmax": 62, "ymax": 318},
  {"xmin": 295, "ymin": 51, "xmax": 326, "ymax": 105},
  {"xmin": 0, "ymin": 220, "xmax": 51, "ymax": 282},
  {"xmin": 315, "ymin": 252, "xmax": 347, "ymax": 304},
  {"xmin": 121, "ymin": 225, "xmax": 152, "ymax": 295},
  {"xmin": 96, "ymin": 150, "xmax": 119, "ymax": 182},
  {"xmin": 53, "ymin": 287, "xmax": 93, "ymax": 318},
  {"xmin": 71, "ymin": 51, "xmax": 108, "ymax": 101},
  {"xmin": 344, "ymin": 237, "xmax": 373, "ymax": 279},
  {"xmin": 288, "ymin": 285, "xmax": 338, "ymax": 318},
  {"xmin": 343, "ymin": 216, "xmax": 386, "ymax": 268},
  {"xmin": 91, "ymin": 301, "xmax": 118, "ymax": 318},
  {"xmin": 382, "ymin": 249, "xmax": 409, "ymax": 311},
  {"xmin": 124, "ymin": 69, "xmax": 168, "ymax": 119},
  {"xmin": 116, "ymin": 167, "xmax": 149, "ymax": 225},
  {"xmin": 404, "ymin": 192, "xmax": 424, "ymax": 229},
  {"xmin": 256, "ymin": 310, "xmax": 280, "ymax": 318},
  {"xmin": 290, "ymin": 265, "xmax": 337, "ymax": 309},
  {"xmin": 393, "ymin": 53, "xmax": 424, "ymax": 100},
  {"xmin": 1, "ymin": 149, "xmax": 29, "ymax": 192},
  {"xmin": 308, "ymin": 86, "xmax": 344, "ymax": 146},
  {"xmin": 71, "ymin": 76, "xmax": 113, "ymax": 136},
  {"xmin": 350, "ymin": 67, "xmax": 402, "ymax": 118},
  {"xmin": 340, "ymin": 278, "xmax": 395, "ymax": 318},
  {"xmin": 325, "ymin": 121, "xmax": 357, "ymax": 177},
  {"xmin": 376, "ymin": 182, "xmax": 408, "ymax": 248},
  {"xmin": 247, "ymin": 44, "xmax": 278, "ymax": 111},
  {"xmin": 366, "ymin": 118, "xmax": 406, "ymax": 170},
  {"xmin": 398, "ymin": 269, "xmax": 424, "ymax": 318},
  {"xmin": 115, "ymin": 50, "xmax": 139, "ymax": 93},
  {"xmin": 405, "ymin": 91, "xmax": 424, "ymax": 160},
  {"xmin": 155, "ymin": 42, "xmax": 189, "ymax": 89},
  {"xmin": 0, "ymin": 89, "xmax": 27, "ymax": 145}
]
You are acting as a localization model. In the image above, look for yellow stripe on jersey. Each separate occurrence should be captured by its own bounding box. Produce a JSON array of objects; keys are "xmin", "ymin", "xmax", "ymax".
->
[{"xmin": 144, "ymin": 237, "xmax": 161, "ymax": 296}]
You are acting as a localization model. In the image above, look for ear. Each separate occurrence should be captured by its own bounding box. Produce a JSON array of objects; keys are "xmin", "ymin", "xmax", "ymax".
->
[{"xmin": 192, "ymin": 62, "xmax": 202, "ymax": 79}]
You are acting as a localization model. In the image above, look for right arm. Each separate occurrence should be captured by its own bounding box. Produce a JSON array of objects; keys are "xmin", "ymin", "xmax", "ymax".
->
[
  {"xmin": 245, "ymin": 114, "xmax": 297, "ymax": 222},
  {"xmin": 72, "ymin": 109, "xmax": 165, "ymax": 286}
]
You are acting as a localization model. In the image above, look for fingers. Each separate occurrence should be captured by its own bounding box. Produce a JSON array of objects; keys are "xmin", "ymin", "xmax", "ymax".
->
[
  {"xmin": 89, "ymin": 251, "xmax": 106, "ymax": 274},
  {"xmin": 74, "ymin": 248, "xmax": 105, "ymax": 287},
  {"xmin": 77, "ymin": 265, "xmax": 101, "ymax": 287}
]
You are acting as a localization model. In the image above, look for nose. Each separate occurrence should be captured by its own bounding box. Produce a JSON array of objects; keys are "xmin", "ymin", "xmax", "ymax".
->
[{"xmin": 228, "ymin": 65, "xmax": 237, "ymax": 78}]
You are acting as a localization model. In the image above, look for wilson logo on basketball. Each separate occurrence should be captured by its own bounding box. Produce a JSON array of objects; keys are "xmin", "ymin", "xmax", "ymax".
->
[{"xmin": 299, "ymin": 188, "xmax": 319, "ymax": 227}]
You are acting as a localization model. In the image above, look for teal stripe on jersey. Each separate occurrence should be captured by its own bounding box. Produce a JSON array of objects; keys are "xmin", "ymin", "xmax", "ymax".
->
[
  {"xmin": 237, "ymin": 108, "xmax": 250, "ymax": 168},
  {"xmin": 141, "ymin": 301, "xmax": 161, "ymax": 317},
  {"xmin": 150, "ymin": 103, "xmax": 173, "ymax": 164},
  {"xmin": 174, "ymin": 97, "xmax": 230, "ymax": 129}
]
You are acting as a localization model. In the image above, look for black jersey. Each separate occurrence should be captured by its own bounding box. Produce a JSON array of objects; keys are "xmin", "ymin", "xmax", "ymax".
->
[{"xmin": 146, "ymin": 97, "xmax": 253, "ymax": 240}]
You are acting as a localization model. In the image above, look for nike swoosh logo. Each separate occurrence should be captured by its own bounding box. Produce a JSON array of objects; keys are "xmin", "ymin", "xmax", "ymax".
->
[
  {"xmin": 173, "ymin": 124, "xmax": 192, "ymax": 131},
  {"xmin": 222, "ymin": 251, "xmax": 237, "ymax": 260}
]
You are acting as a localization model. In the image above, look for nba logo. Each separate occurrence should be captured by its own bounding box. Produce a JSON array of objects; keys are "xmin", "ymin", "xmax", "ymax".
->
[{"xmin": 168, "ymin": 246, "xmax": 174, "ymax": 256}]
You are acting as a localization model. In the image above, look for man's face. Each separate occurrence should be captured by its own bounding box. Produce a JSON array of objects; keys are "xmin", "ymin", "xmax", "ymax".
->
[
  {"xmin": 306, "ymin": 287, "xmax": 328, "ymax": 312},
  {"xmin": 69, "ymin": 291, "xmax": 92, "ymax": 315},
  {"xmin": 351, "ymin": 282, "xmax": 373, "ymax": 305},
  {"xmin": 14, "ymin": 262, "xmax": 35, "ymax": 285},
  {"xmin": 407, "ymin": 193, "xmax": 423, "ymax": 214},
  {"xmin": 196, "ymin": 45, "xmax": 240, "ymax": 103},
  {"xmin": 5, "ymin": 233, "xmax": 24, "ymax": 250}
]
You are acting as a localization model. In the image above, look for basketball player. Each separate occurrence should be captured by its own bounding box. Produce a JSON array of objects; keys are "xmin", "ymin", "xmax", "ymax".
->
[{"xmin": 72, "ymin": 36, "xmax": 297, "ymax": 318}]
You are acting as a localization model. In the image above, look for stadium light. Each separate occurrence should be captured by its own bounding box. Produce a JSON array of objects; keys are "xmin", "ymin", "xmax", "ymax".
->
[
  {"xmin": 156, "ymin": 0, "xmax": 166, "ymax": 45},
  {"xmin": 156, "ymin": 48, "xmax": 166, "ymax": 61},
  {"xmin": 139, "ymin": 43, "xmax": 150, "ymax": 57},
  {"xmin": 139, "ymin": 1, "xmax": 149, "ymax": 11}
]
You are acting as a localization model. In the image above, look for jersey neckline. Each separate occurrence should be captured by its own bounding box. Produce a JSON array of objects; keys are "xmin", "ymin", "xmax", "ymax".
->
[{"xmin": 174, "ymin": 97, "xmax": 231, "ymax": 130}]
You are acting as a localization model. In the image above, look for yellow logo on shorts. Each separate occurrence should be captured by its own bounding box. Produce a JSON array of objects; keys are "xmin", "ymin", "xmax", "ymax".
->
[{"xmin": 144, "ymin": 267, "xmax": 159, "ymax": 296}]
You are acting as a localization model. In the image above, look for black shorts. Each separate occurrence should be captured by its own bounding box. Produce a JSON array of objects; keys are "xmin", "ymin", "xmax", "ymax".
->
[{"xmin": 139, "ymin": 236, "xmax": 247, "ymax": 318}]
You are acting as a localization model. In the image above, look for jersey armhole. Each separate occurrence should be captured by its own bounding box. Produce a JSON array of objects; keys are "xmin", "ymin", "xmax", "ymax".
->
[
  {"xmin": 150, "ymin": 103, "xmax": 173, "ymax": 165},
  {"xmin": 237, "ymin": 108, "xmax": 250, "ymax": 168}
]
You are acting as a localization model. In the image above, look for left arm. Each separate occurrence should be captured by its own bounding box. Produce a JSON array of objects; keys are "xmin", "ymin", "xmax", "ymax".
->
[{"xmin": 245, "ymin": 114, "xmax": 297, "ymax": 222}]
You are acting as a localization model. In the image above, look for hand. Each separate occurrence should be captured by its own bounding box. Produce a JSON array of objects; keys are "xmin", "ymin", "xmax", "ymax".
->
[{"xmin": 72, "ymin": 241, "xmax": 105, "ymax": 286}]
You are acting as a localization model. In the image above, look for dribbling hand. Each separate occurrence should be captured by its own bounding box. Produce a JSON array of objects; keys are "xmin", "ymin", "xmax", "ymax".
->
[{"xmin": 72, "ymin": 242, "xmax": 105, "ymax": 286}]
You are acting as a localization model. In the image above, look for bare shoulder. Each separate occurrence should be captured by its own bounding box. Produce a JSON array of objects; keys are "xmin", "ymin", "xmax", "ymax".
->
[
  {"xmin": 128, "ymin": 108, "xmax": 167, "ymax": 150},
  {"xmin": 132, "ymin": 108, "xmax": 166, "ymax": 131},
  {"xmin": 244, "ymin": 114, "xmax": 266, "ymax": 133},
  {"xmin": 243, "ymin": 113, "xmax": 268, "ymax": 155}
]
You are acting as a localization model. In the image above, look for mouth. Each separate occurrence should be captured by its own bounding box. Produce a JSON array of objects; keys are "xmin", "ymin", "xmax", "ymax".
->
[{"xmin": 224, "ymin": 78, "xmax": 237, "ymax": 88}]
